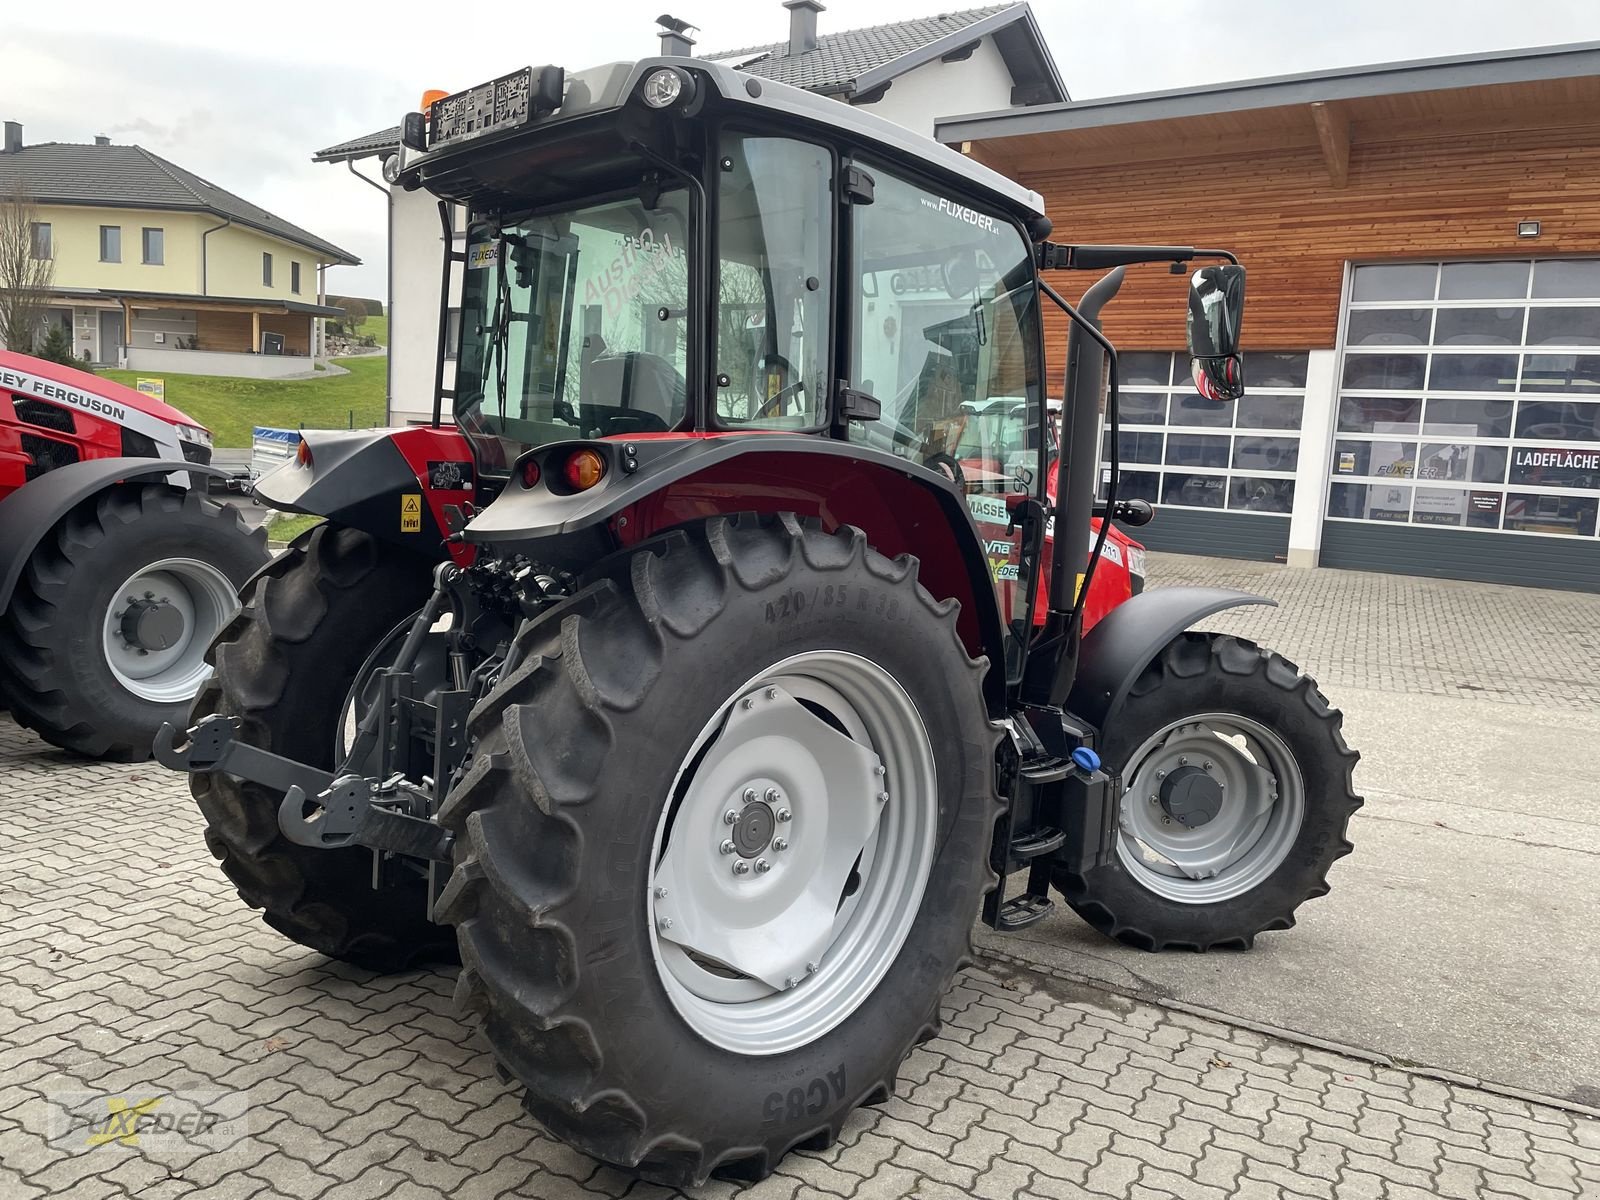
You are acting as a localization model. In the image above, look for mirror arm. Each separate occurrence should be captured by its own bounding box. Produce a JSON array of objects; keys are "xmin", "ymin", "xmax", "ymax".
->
[{"xmin": 1037, "ymin": 244, "xmax": 1240, "ymax": 271}]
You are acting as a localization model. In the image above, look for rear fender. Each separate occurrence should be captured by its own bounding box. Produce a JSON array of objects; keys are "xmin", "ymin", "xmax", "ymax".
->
[
  {"xmin": 465, "ymin": 435, "xmax": 1009, "ymax": 713},
  {"xmin": 0, "ymin": 456, "xmax": 229, "ymax": 615},
  {"xmin": 1066, "ymin": 586, "xmax": 1277, "ymax": 730},
  {"xmin": 255, "ymin": 427, "xmax": 476, "ymax": 564}
]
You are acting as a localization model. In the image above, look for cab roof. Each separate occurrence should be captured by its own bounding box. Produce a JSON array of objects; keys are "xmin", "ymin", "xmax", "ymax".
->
[{"xmin": 397, "ymin": 57, "xmax": 1046, "ymax": 227}]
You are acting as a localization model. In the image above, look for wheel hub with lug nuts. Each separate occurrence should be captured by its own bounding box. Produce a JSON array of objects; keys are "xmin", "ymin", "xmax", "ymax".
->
[
  {"xmin": 118, "ymin": 595, "xmax": 186, "ymax": 653},
  {"xmin": 729, "ymin": 794, "xmax": 778, "ymax": 859},
  {"xmin": 1157, "ymin": 763, "xmax": 1224, "ymax": 828}
]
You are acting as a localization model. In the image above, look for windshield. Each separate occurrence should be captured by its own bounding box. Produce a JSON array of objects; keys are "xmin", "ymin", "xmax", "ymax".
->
[{"xmin": 455, "ymin": 190, "xmax": 691, "ymax": 468}]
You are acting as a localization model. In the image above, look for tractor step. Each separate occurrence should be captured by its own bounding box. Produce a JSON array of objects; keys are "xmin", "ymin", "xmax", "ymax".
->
[
  {"xmin": 1009, "ymin": 826, "xmax": 1066, "ymax": 859},
  {"xmin": 989, "ymin": 891, "xmax": 1055, "ymax": 932},
  {"xmin": 1020, "ymin": 757, "xmax": 1071, "ymax": 785}
]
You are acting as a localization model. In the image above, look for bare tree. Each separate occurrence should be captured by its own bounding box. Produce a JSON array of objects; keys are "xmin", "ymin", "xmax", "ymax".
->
[{"xmin": 0, "ymin": 181, "xmax": 53, "ymax": 353}]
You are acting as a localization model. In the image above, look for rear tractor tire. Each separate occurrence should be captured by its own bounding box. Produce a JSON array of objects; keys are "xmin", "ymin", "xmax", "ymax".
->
[
  {"xmin": 0, "ymin": 484, "xmax": 268, "ymax": 761},
  {"xmin": 191, "ymin": 523, "xmax": 459, "ymax": 972},
  {"xmin": 1053, "ymin": 632, "xmax": 1361, "ymax": 950},
  {"xmin": 436, "ymin": 514, "xmax": 1001, "ymax": 1186}
]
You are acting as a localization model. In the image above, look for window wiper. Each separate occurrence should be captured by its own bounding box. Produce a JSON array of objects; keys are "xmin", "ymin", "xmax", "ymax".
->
[{"xmin": 490, "ymin": 243, "xmax": 512, "ymax": 424}]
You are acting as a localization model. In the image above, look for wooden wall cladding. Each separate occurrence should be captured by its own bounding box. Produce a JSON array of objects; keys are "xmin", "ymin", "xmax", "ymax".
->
[
  {"xmin": 194, "ymin": 310, "xmax": 253, "ymax": 353},
  {"xmin": 987, "ymin": 116, "xmax": 1600, "ymax": 392},
  {"xmin": 260, "ymin": 313, "xmax": 311, "ymax": 355}
]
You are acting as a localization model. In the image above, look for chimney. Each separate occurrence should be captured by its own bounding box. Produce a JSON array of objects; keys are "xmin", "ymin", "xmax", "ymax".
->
[
  {"xmin": 657, "ymin": 14, "xmax": 698, "ymax": 57},
  {"xmin": 94, "ymin": 135, "xmax": 110, "ymax": 146},
  {"xmin": 3, "ymin": 122, "xmax": 21, "ymax": 154},
  {"xmin": 783, "ymin": 0, "xmax": 824, "ymax": 55}
]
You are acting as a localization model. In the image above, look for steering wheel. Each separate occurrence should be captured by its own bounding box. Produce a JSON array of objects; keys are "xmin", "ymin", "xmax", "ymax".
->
[
  {"xmin": 923, "ymin": 451, "xmax": 966, "ymax": 488},
  {"xmin": 752, "ymin": 354, "xmax": 804, "ymax": 420}
]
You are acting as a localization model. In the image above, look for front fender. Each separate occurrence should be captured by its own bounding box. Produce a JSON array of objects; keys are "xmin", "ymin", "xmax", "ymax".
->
[
  {"xmin": 1066, "ymin": 586, "xmax": 1276, "ymax": 729},
  {"xmin": 0, "ymin": 456, "xmax": 231, "ymax": 614}
]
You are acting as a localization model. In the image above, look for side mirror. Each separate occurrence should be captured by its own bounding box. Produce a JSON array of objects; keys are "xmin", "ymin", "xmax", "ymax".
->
[
  {"xmin": 1186, "ymin": 264, "xmax": 1246, "ymax": 401},
  {"xmin": 941, "ymin": 249, "xmax": 978, "ymax": 298}
]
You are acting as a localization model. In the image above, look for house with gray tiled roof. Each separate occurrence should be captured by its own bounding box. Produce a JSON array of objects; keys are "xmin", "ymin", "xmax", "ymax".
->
[
  {"xmin": 312, "ymin": 2, "xmax": 1064, "ymax": 424},
  {"xmin": 0, "ymin": 121, "xmax": 357, "ymax": 377}
]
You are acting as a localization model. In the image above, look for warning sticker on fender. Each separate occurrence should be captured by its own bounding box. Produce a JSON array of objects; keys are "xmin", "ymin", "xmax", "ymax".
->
[{"xmin": 401, "ymin": 493, "xmax": 423, "ymax": 533}]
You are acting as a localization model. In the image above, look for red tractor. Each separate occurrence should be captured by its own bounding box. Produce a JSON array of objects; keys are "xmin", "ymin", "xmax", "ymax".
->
[
  {"xmin": 0, "ymin": 352, "xmax": 267, "ymax": 758},
  {"xmin": 159, "ymin": 58, "xmax": 1359, "ymax": 1185}
]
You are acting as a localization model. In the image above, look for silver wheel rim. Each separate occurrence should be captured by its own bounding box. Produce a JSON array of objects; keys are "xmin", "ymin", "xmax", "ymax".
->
[
  {"xmin": 101, "ymin": 558, "xmax": 238, "ymax": 704},
  {"xmin": 1116, "ymin": 712, "xmax": 1304, "ymax": 905},
  {"xmin": 648, "ymin": 650, "xmax": 937, "ymax": 1056}
]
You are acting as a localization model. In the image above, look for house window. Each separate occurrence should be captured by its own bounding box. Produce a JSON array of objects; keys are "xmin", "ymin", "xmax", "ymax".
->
[
  {"xmin": 291, "ymin": 261, "xmax": 301, "ymax": 294},
  {"xmin": 263, "ymin": 253, "xmax": 273, "ymax": 287},
  {"xmin": 100, "ymin": 226, "xmax": 121, "ymax": 263},
  {"xmin": 30, "ymin": 222, "xmax": 50, "ymax": 259},
  {"xmin": 142, "ymin": 228, "xmax": 164, "ymax": 265}
]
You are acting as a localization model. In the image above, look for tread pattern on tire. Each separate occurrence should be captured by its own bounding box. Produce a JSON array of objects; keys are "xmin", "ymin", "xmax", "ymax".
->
[
  {"xmin": 191, "ymin": 522, "xmax": 457, "ymax": 972},
  {"xmin": 435, "ymin": 513, "xmax": 1000, "ymax": 1185},
  {"xmin": 0, "ymin": 484, "xmax": 267, "ymax": 760},
  {"xmin": 1054, "ymin": 631, "xmax": 1361, "ymax": 951}
]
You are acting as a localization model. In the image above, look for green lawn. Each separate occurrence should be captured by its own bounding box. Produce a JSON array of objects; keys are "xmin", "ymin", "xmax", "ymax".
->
[
  {"xmin": 102, "ymin": 355, "xmax": 386, "ymax": 448},
  {"xmin": 266, "ymin": 513, "xmax": 324, "ymax": 543},
  {"xmin": 357, "ymin": 314, "xmax": 388, "ymax": 343}
]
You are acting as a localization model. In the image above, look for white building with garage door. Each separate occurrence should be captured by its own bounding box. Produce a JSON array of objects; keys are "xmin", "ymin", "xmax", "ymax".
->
[{"xmin": 945, "ymin": 39, "xmax": 1600, "ymax": 592}]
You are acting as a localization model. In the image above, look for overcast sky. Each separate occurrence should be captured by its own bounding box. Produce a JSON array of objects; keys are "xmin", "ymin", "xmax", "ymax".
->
[{"xmin": 7, "ymin": 0, "xmax": 1597, "ymax": 298}]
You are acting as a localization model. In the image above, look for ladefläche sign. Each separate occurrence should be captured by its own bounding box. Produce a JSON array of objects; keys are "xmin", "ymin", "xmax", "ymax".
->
[{"xmin": 1512, "ymin": 447, "xmax": 1600, "ymax": 473}]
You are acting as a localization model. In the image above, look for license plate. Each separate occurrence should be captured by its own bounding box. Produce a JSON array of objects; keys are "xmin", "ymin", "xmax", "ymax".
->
[{"xmin": 430, "ymin": 67, "xmax": 533, "ymax": 147}]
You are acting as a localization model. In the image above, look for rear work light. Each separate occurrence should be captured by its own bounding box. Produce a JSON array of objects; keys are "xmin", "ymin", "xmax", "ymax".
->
[
  {"xmin": 640, "ymin": 67, "xmax": 695, "ymax": 110},
  {"xmin": 563, "ymin": 449, "xmax": 607, "ymax": 491}
]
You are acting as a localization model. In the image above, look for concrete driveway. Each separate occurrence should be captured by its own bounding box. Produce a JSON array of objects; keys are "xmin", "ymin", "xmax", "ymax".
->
[
  {"xmin": 982, "ymin": 554, "xmax": 1600, "ymax": 1107},
  {"xmin": 3, "ymin": 552, "xmax": 1598, "ymax": 1199}
]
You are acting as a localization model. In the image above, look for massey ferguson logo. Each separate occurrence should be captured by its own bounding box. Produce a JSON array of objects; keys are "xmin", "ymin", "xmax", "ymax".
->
[{"xmin": 0, "ymin": 367, "xmax": 128, "ymax": 424}]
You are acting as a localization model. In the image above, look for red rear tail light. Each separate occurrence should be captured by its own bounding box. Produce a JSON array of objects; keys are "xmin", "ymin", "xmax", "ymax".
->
[
  {"xmin": 521, "ymin": 458, "xmax": 541, "ymax": 488},
  {"xmin": 296, "ymin": 439, "xmax": 312, "ymax": 468}
]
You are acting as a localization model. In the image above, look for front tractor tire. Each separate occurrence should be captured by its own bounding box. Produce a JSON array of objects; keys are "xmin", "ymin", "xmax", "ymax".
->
[
  {"xmin": 0, "ymin": 484, "xmax": 268, "ymax": 761},
  {"xmin": 191, "ymin": 523, "xmax": 458, "ymax": 972},
  {"xmin": 437, "ymin": 514, "xmax": 1000, "ymax": 1186},
  {"xmin": 1054, "ymin": 633, "xmax": 1361, "ymax": 951}
]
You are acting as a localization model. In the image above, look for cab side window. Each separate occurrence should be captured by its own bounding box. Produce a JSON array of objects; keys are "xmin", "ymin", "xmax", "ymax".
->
[
  {"xmin": 714, "ymin": 135, "xmax": 833, "ymax": 429},
  {"xmin": 847, "ymin": 167, "xmax": 1041, "ymax": 494}
]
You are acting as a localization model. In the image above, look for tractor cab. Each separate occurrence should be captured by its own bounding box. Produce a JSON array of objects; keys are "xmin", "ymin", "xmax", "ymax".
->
[{"xmin": 396, "ymin": 59, "xmax": 1053, "ymax": 494}]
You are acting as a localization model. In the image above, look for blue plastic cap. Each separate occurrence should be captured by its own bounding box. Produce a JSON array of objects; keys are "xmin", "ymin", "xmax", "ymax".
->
[{"xmin": 1071, "ymin": 746, "xmax": 1102, "ymax": 773}]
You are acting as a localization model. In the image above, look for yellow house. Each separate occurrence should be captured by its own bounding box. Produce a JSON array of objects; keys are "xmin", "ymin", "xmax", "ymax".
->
[{"xmin": 0, "ymin": 120, "xmax": 358, "ymax": 378}]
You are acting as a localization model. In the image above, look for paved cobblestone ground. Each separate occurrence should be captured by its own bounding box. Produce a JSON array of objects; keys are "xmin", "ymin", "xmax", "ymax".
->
[
  {"xmin": 1147, "ymin": 554, "xmax": 1600, "ymax": 710},
  {"xmin": 3, "ymin": 717, "xmax": 1597, "ymax": 1199}
]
